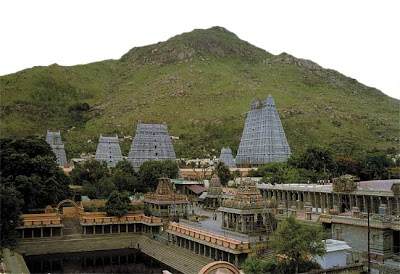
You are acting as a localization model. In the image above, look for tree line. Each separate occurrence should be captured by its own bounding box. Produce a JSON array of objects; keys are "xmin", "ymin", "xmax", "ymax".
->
[{"xmin": 248, "ymin": 145, "xmax": 398, "ymax": 184}]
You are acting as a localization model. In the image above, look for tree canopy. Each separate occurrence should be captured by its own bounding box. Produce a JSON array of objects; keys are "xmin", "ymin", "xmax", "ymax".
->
[
  {"xmin": 0, "ymin": 137, "xmax": 71, "ymax": 250},
  {"xmin": 105, "ymin": 190, "xmax": 132, "ymax": 217},
  {"xmin": 0, "ymin": 137, "xmax": 71, "ymax": 211},
  {"xmin": 137, "ymin": 160, "xmax": 179, "ymax": 192},
  {"xmin": 215, "ymin": 162, "xmax": 231, "ymax": 186},
  {"xmin": 270, "ymin": 215, "xmax": 325, "ymax": 273}
]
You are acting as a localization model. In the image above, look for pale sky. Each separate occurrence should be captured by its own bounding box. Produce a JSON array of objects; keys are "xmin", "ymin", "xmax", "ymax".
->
[{"xmin": 1, "ymin": 0, "xmax": 399, "ymax": 99}]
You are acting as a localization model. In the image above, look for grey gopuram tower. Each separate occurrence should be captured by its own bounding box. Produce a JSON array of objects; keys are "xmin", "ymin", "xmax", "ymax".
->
[
  {"xmin": 128, "ymin": 122, "xmax": 176, "ymax": 169},
  {"xmin": 219, "ymin": 147, "xmax": 237, "ymax": 168},
  {"xmin": 95, "ymin": 135, "xmax": 123, "ymax": 167},
  {"xmin": 235, "ymin": 95, "xmax": 291, "ymax": 167},
  {"xmin": 46, "ymin": 131, "xmax": 68, "ymax": 167}
]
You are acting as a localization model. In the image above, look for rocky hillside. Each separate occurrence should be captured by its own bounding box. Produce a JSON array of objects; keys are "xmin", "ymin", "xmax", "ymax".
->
[{"xmin": 0, "ymin": 27, "xmax": 398, "ymax": 158}]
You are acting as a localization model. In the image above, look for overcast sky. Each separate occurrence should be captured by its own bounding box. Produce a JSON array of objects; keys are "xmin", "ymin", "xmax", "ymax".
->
[{"xmin": 1, "ymin": 0, "xmax": 399, "ymax": 99}]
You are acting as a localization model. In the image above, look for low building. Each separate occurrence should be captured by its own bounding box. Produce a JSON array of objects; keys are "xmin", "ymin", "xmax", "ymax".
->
[
  {"xmin": 314, "ymin": 239, "xmax": 351, "ymax": 269},
  {"xmin": 144, "ymin": 176, "xmax": 190, "ymax": 218},
  {"xmin": 219, "ymin": 178, "xmax": 266, "ymax": 234},
  {"xmin": 203, "ymin": 175, "xmax": 223, "ymax": 209}
]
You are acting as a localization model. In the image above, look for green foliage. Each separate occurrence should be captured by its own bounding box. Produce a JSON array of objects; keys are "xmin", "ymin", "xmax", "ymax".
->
[
  {"xmin": 357, "ymin": 151, "xmax": 394, "ymax": 180},
  {"xmin": 0, "ymin": 186, "xmax": 24, "ymax": 250},
  {"xmin": 270, "ymin": 216, "xmax": 325, "ymax": 273},
  {"xmin": 1, "ymin": 28, "xmax": 398, "ymax": 159},
  {"xmin": 288, "ymin": 145, "xmax": 336, "ymax": 176},
  {"xmin": 215, "ymin": 162, "xmax": 231, "ymax": 186},
  {"xmin": 336, "ymin": 156, "xmax": 357, "ymax": 175},
  {"xmin": 110, "ymin": 160, "xmax": 138, "ymax": 193},
  {"xmin": 68, "ymin": 102, "xmax": 90, "ymax": 112},
  {"xmin": 105, "ymin": 190, "xmax": 132, "ymax": 217},
  {"xmin": 0, "ymin": 137, "xmax": 71, "ymax": 211},
  {"xmin": 241, "ymin": 257, "xmax": 277, "ymax": 274},
  {"xmin": 137, "ymin": 160, "xmax": 179, "ymax": 192},
  {"xmin": 70, "ymin": 159, "xmax": 109, "ymax": 185}
]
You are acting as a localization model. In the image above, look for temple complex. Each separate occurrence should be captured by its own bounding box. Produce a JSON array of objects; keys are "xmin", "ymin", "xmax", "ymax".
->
[
  {"xmin": 95, "ymin": 134, "xmax": 123, "ymax": 167},
  {"xmin": 258, "ymin": 178, "xmax": 400, "ymax": 260},
  {"xmin": 144, "ymin": 176, "xmax": 189, "ymax": 218},
  {"xmin": 218, "ymin": 178, "xmax": 266, "ymax": 234},
  {"xmin": 219, "ymin": 147, "xmax": 236, "ymax": 168},
  {"xmin": 203, "ymin": 174, "xmax": 223, "ymax": 209},
  {"xmin": 128, "ymin": 122, "xmax": 176, "ymax": 169},
  {"xmin": 235, "ymin": 95, "xmax": 291, "ymax": 167},
  {"xmin": 45, "ymin": 130, "xmax": 68, "ymax": 167}
]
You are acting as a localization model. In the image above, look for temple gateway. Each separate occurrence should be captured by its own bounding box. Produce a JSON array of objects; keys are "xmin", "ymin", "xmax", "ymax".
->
[{"xmin": 235, "ymin": 95, "xmax": 291, "ymax": 167}]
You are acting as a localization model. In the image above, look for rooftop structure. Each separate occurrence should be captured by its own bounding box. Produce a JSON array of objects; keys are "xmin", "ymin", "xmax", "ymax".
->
[
  {"xmin": 45, "ymin": 131, "xmax": 68, "ymax": 167},
  {"xmin": 219, "ymin": 179, "xmax": 266, "ymax": 234},
  {"xmin": 219, "ymin": 147, "xmax": 237, "ymax": 168},
  {"xmin": 144, "ymin": 176, "xmax": 189, "ymax": 217},
  {"xmin": 203, "ymin": 174, "xmax": 223, "ymax": 209},
  {"xmin": 128, "ymin": 122, "xmax": 176, "ymax": 169},
  {"xmin": 235, "ymin": 95, "xmax": 291, "ymax": 167},
  {"xmin": 95, "ymin": 134, "xmax": 123, "ymax": 167}
]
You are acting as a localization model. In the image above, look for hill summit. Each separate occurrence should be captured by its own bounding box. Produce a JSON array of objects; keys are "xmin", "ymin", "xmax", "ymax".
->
[{"xmin": 0, "ymin": 27, "xmax": 398, "ymax": 158}]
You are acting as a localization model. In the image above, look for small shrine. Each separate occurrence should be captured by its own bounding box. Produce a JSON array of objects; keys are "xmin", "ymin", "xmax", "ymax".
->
[
  {"xmin": 203, "ymin": 174, "xmax": 223, "ymax": 209},
  {"xmin": 144, "ymin": 175, "xmax": 189, "ymax": 218},
  {"xmin": 218, "ymin": 178, "xmax": 266, "ymax": 234}
]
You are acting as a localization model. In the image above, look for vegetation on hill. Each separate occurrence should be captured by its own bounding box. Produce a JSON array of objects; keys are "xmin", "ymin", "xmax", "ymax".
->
[{"xmin": 0, "ymin": 27, "xmax": 398, "ymax": 159}]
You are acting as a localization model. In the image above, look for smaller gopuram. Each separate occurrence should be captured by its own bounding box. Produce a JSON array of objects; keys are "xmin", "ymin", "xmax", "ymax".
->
[
  {"xmin": 219, "ymin": 147, "xmax": 237, "ymax": 168},
  {"xmin": 95, "ymin": 134, "xmax": 123, "ymax": 168},
  {"xmin": 46, "ymin": 130, "xmax": 68, "ymax": 167},
  {"xmin": 218, "ymin": 178, "xmax": 266, "ymax": 234},
  {"xmin": 144, "ymin": 175, "xmax": 189, "ymax": 218},
  {"xmin": 128, "ymin": 121, "xmax": 176, "ymax": 169},
  {"xmin": 203, "ymin": 174, "xmax": 223, "ymax": 209}
]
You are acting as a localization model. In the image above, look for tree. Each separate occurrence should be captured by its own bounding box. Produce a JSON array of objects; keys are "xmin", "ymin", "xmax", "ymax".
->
[
  {"xmin": 336, "ymin": 156, "xmax": 357, "ymax": 175},
  {"xmin": 215, "ymin": 162, "xmax": 231, "ymax": 186},
  {"xmin": 241, "ymin": 257, "xmax": 277, "ymax": 274},
  {"xmin": 0, "ymin": 186, "xmax": 24, "ymax": 250},
  {"xmin": 111, "ymin": 160, "xmax": 138, "ymax": 193},
  {"xmin": 137, "ymin": 160, "xmax": 179, "ymax": 192},
  {"xmin": 288, "ymin": 145, "xmax": 336, "ymax": 181},
  {"xmin": 0, "ymin": 137, "xmax": 71, "ymax": 211},
  {"xmin": 357, "ymin": 151, "xmax": 394, "ymax": 180},
  {"xmin": 105, "ymin": 190, "xmax": 132, "ymax": 217},
  {"xmin": 270, "ymin": 216, "xmax": 325, "ymax": 273},
  {"xmin": 70, "ymin": 159, "xmax": 108, "ymax": 186}
]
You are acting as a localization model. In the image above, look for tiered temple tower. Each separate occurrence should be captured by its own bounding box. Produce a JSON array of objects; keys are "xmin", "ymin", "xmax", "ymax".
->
[
  {"xmin": 218, "ymin": 178, "xmax": 266, "ymax": 234},
  {"xmin": 144, "ymin": 176, "xmax": 189, "ymax": 218},
  {"xmin": 219, "ymin": 147, "xmax": 237, "ymax": 168},
  {"xmin": 235, "ymin": 95, "xmax": 291, "ymax": 167},
  {"xmin": 128, "ymin": 122, "xmax": 176, "ymax": 169},
  {"xmin": 46, "ymin": 131, "xmax": 68, "ymax": 167},
  {"xmin": 204, "ymin": 174, "xmax": 223, "ymax": 209},
  {"xmin": 95, "ymin": 134, "xmax": 123, "ymax": 168}
]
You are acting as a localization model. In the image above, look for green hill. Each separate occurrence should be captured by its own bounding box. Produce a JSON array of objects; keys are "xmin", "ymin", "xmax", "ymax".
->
[{"xmin": 1, "ymin": 26, "xmax": 398, "ymax": 158}]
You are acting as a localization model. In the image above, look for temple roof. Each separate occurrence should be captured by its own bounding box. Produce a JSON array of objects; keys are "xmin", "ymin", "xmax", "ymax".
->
[
  {"xmin": 144, "ymin": 176, "xmax": 189, "ymax": 205},
  {"xmin": 221, "ymin": 178, "xmax": 265, "ymax": 210}
]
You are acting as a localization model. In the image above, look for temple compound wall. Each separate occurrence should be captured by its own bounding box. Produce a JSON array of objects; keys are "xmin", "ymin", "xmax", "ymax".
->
[
  {"xmin": 95, "ymin": 134, "xmax": 123, "ymax": 167},
  {"xmin": 166, "ymin": 222, "xmax": 251, "ymax": 267},
  {"xmin": 128, "ymin": 122, "xmax": 176, "ymax": 169},
  {"xmin": 260, "ymin": 178, "xmax": 400, "ymax": 260},
  {"xmin": 46, "ymin": 130, "xmax": 68, "ymax": 167},
  {"xmin": 235, "ymin": 95, "xmax": 291, "ymax": 167}
]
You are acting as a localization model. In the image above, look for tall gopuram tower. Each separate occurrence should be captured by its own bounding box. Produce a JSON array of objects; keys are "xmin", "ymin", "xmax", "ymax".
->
[
  {"xmin": 46, "ymin": 130, "xmax": 68, "ymax": 167},
  {"xmin": 95, "ymin": 134, "xmax": 123, "ymax": 168},
  {"xmin": 128, "ymin": 122, "xmax": 176, "ymax": 169},
  {"xmin": 219, "ymin": 147, "xmax": 237, "ymax": 168},
  {"xmin": 235, "ymin": 95, "xmax": 291, "ymax": 167}
]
